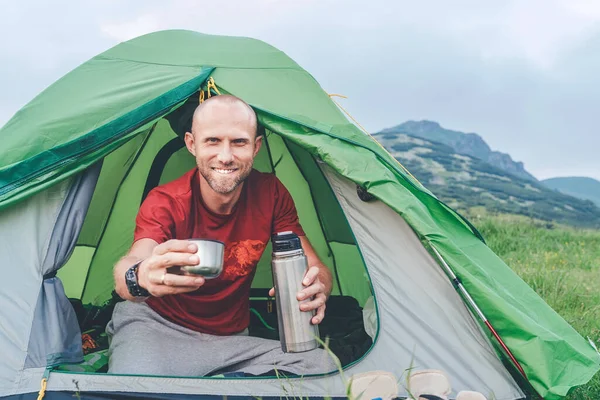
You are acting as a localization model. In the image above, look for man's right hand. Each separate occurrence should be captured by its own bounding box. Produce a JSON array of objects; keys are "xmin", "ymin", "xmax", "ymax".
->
[{"xmin": 137, "ymin": 239, "xmax": 206, "ymax": 297}]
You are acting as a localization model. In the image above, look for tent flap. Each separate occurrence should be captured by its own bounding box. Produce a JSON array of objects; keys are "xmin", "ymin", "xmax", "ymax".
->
[{"xmin": 25, "ymin": 162, "xmax": 102, "ymax": 368}]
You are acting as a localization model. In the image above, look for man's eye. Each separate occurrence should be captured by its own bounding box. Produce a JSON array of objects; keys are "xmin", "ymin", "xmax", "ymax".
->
[
  {"xmin": 207, "ymin": 138, "xmax": 219, "ymax": 143},
  {"xmin": 233, "ymin": 139, "xmax": 248, "ymax": 145}
]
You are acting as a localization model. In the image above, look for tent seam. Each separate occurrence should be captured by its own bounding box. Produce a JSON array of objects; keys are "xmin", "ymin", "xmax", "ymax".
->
[{"xmin": 95, "ymin": 55, "xmax": 304, "ymax": 70}]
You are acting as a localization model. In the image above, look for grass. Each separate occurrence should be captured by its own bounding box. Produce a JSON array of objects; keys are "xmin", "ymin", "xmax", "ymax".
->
[{"xmin": 468, "ymin": 211, "xmax": 600, "ymax": 400}]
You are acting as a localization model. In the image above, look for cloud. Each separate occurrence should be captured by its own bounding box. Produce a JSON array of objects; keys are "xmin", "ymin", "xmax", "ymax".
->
[
  {"xmin": 101, "ymin": 14, "xmax": 163, "ymax": 43},
  {"xmin": 98, "ymin": 0, "xmax": 323, "ymax": 43},
  {"xmin": 374, "ymin": 0, "xmax": 600, "ymax": 70},
  {"xmin": 1, "ymin": 0, "xmax": 599, "ymax": 180}
]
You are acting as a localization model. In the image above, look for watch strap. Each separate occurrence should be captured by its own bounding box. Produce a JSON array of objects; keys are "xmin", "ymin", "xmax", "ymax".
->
[{"xmin": 126, "ymin": 262, "xmax": 150, "ymax": 298}]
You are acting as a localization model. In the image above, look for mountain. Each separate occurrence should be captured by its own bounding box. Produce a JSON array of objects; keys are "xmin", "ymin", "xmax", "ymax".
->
[
  {"xmin": 542, "ymin": 177, "xmax": 600, "ymax": 207},
  {"xmin": 379, "ymin": 120, "xmax": 537, "ymax": 182},
  {"xmin": 372, "ymin": 131, "xmax": 600, "ymax": 228}
]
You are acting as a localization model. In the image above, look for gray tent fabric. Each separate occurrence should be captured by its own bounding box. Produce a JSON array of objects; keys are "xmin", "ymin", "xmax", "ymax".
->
[
  {"xmin": 1, "ymin": 178, "xmax": 72, "ymax": 393},
  {"xmin": 24, "ymin": 162, "xmax": 102, "ymax": 369},
  {"xmin": 321, "ymin": 164, "xmax": 524, "ymax": 399},
  {"xmin": 24, "ymin": 280, "xmax": 84, "ymax": 368},
  {"xmin": 0, "ymin": 165, "xmax": 101, "ymax": 395},
  {"xmin": 41, "ymin": 161, "xmax": 102, "ymax": 278}
]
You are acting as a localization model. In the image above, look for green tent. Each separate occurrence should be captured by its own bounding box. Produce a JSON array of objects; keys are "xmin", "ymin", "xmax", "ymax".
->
[{"xmin": 0, "ymin": 30, "xmax": 598, "ymax": 400}]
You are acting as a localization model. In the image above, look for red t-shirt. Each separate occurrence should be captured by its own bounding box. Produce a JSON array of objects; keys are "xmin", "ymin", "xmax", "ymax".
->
[{"xmin": 134, "ymin": 168, "xmax": 305, "ymax": 335}]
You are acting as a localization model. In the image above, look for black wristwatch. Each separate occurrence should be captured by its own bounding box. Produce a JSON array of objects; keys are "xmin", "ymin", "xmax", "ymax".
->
[{"xmin": 125, "ymin": 261, "xmax": 150, "ymax": 298}]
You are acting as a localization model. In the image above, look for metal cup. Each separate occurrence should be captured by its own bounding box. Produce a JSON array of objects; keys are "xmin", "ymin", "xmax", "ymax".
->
[{"xmin": 180, "ymin": 239, "xmax": 225, "ymax": 279}]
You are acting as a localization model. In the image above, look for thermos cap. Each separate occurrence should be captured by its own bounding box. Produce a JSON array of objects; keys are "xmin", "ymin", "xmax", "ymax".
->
[{"xmin": 272, "ymin": 231, "xmax": 302, "ymax": 252}]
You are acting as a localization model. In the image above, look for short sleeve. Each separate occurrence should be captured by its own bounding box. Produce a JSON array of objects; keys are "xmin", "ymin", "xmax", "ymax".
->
[
  {"xmin": 133, "ymin": 189, "xmax": 178, "ymax": 244},
  {"xmin": 272, "ymin": 178, "xmax": 306, "ymax": 237}
]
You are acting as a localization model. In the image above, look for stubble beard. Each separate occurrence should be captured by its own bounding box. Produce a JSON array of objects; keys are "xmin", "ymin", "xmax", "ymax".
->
[{"xmin": 198, "ymin": 162, "xmax": 253, "ymax": 195}]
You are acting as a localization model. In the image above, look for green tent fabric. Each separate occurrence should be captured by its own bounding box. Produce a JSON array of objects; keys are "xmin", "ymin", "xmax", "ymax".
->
[{"xmin": 0, "ymin": 30, "xmax": 598, "ymax": 399}]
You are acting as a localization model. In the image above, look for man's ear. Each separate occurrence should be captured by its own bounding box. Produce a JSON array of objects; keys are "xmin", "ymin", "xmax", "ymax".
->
[
  {"xmin": 253, "ymin": 135, "xmax": 263, "ymax": 157},
  {"xmin": 184, "ymin": 131, "xmax": 196, "ymax": 156}
]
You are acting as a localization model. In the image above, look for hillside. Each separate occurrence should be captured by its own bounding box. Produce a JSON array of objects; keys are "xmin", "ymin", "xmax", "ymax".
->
[
  {"xmin": 542, "ymin": 177, "xmax": 600, "ymax": 207},
  {"xmin": 379, "ymin": 120, "xmax": 537, "ymax": 181},
  {"xmin": 372, "ymin": 131, "xmax": 600, "ymax": 228}
]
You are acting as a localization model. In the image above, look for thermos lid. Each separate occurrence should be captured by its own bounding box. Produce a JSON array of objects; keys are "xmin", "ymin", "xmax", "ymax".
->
[{"xmin": 272, "ymin": 231, "xmax": 302, "ymax": 252}]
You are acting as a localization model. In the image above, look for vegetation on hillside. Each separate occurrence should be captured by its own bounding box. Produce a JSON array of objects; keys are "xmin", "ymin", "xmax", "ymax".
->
[
  {"xmin": 379, "ymin": 120, "xmax": 537, "ymax": 181},
  {"xmin": 373, "ymin": 131, "xmax": 600, "ymax": 229}
]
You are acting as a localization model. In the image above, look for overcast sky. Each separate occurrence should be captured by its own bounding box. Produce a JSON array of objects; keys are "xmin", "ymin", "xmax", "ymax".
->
[{"xmin": 2, "ymin": 0, "xmax": 599, "ymax": 180}]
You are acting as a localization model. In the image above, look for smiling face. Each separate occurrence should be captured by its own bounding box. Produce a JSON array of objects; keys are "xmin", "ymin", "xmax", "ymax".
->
[{"xmin": 184, "ymin": 96, "xmax": 262, "ymax": 196}]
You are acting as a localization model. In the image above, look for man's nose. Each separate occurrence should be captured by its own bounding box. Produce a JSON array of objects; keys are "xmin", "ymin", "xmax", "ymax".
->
[{"xmin": 217, "ymin": 144, "xmax": 234, "ymax": 164}]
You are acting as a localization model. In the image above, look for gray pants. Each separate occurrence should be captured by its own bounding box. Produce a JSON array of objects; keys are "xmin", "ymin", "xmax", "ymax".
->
[{"xmin": 106, "ymin": 301, "xmax": 337, "ymax": 377}]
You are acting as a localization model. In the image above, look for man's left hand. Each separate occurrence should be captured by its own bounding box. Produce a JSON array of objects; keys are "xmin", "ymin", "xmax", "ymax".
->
[{"xmin": 269, "ymin": 266, "xmax": 330, "ymax": 325}]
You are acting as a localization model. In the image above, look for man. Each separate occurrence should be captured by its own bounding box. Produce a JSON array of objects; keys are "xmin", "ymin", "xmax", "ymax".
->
[{"xmin": 107, "ymin": 94, "xmax": 336, "ymax": 377}]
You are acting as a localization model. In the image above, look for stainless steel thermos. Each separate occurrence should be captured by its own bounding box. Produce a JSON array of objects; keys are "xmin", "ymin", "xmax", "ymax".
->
[{"xmin": 271, "ymin": 231, "xmax": 320, "ymax": 353}]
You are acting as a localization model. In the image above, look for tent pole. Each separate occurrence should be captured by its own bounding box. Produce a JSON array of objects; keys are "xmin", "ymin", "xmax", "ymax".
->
[{"xmin": 427, "ymin": 242, "xmax": 529, "ymax": 382}]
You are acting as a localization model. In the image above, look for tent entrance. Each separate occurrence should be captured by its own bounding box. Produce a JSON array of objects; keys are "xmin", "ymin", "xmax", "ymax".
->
[{"xmin": 55, "ymin": 105, "xmax": 376, "ymax": 376}]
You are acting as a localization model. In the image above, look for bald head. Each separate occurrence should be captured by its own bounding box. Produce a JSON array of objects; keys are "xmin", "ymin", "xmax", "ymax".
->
[
  {"xmin": 184, "ymin": 94, "xmax": 263, "ymax": 197},
  {"xmin": 191, "ymin": 94, "xmax": 258, "ymax": 139}
]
